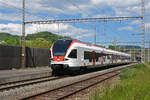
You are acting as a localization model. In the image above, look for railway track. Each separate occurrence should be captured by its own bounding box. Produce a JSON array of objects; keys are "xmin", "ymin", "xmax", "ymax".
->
[
  {"xmin": 0, "ymin": 76, "xmax": 63, "ymax": 92},
  {"xmin": 20, "ymin": 63, "xmax": 135, "ymax": 100},
  {"xmin": 26, "ymin": 71, "xmax": 119, "ymax": 100},
  {"xmin": 0, "ymin": 63, "xmax": 135, "ymax": 100}
]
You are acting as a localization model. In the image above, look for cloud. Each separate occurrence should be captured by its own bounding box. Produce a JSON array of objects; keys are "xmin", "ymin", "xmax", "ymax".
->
[
  {"xmin": 0, "ymin": 23, "xmax": 21, "ymax": 35},
  {"xmin": 91, "ymin": 0, "xmax": 140, "ymax": 7},
  {"xmin": 0, "ymin": 0, "xmax": 150, "ymax": 21},
  {"xmin": 130, "ymin": 20, "xmax": 141, "ymax": 25},
  {"xmin": 0, "ymin": 23, "xmax": 93, "ymax": 39},
  {"xmin": 145, "ymin": 22, "xmax": 150, "ymax": 32},
  {"xmin": 91, "ymin": 0, "xmax": 150, "ymax": 17},
  {"xmin": 119, "ymin": 26, "xmax": 134, "ymax": 31},
  {"xmin": 0, "ymin": 0, "xmax": 150, "ymax": 41},
  {"xmin": 0, "ymin": 0, "xmax": 92, "ymax": 16},
  {"xmin": 129, "ymin": 21, "xmax": 150, "ymax": 33},
  {"xmin": 0, "ymin": 12, "xmax": 42, "ymax": 22},
  {"xmin": 0, "ymin": 13, "xmax": 21, "ymax": 21},
  {"xmin": 92, "ymin": 14, "xmax": 110, "ymax": 18}
]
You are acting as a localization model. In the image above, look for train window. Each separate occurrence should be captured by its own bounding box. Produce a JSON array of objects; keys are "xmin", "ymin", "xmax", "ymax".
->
[
  {"xmin": 84, "ymin": 51, "xmax": 92, "ymax": 61},
  {"xmin": 84, "ymin": 51, "xmax": 93, "ymax": 62},
  {"xmin": 84, "ymin": 51, "xmax": 100, "ymax": 62},
  {"xmin": 103, "ymin": 56, "xmax": 106, "ymax": 62},
  {"xmin": 89, "ymin": 59, "xmax": 92, "ymax": 62},
  {"xmin": 68, "ymin": 49, "xmax": 77, "ymax": 58},
  {"xmin": 53, "ymin": 40, "xmax": 72, "ymax": 56},
  {"xmin": 107, "ymin": 55, "xmax": 110, "ymax": 59}
]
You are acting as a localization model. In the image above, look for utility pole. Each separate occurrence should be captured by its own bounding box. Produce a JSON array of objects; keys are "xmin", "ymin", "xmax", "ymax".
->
[
  {"xmin": 141, "ymin": 0, "xmax": 145, "ymax": 62},
  {"xmin": 21, "ymin": 0, "xmax": 26, "ymax": 69},
  {"xmin": 58, "ymin": 23, "xmax": 60, "ymax": 34},
  {"xmin": 94, "ymin": 25, "xmax": 96, "ymax": 45},
  {"xmin": 104, "ymin": 20, "xmax": 107, "ymax": 35},
  {"xmin": 112, "ymin": 39, "xmax": 117, "ymax": 50},
  {"xmin": 148, "ymin": 26, "xmax": 150, "ymax": 62},
  {"xmin": 130, "ymin": 49, "xmax": 132, "ymax": 61}
]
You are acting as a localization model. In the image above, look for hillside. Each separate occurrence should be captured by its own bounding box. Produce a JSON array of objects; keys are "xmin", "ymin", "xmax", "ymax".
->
[
  {"xmin": 0, "ymin": 31, "xmax": 71, "ymax": 42},
  {"xmin": 0, "ymin": 32, "xmax": 20, "ymax": 41},
  {"xmin": 25, "ymin": 31, "xmax": 71, "ymax": 43},
  {"xmin": 0, "ymin": 32, "xmax": 142, "ymax": 49},
  {"xmin": 0, "ymin": 31, "xmax": 71, "ymax": 48}
]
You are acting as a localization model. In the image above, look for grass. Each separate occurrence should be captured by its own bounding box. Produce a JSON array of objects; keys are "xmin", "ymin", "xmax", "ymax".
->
[
  {"xmin": 89, "ymin": 63, "xmax": 150, "ymax": 100},
  {"xmin": 146, "ymin": 62, "xmax": 150, "ymax": 65}
]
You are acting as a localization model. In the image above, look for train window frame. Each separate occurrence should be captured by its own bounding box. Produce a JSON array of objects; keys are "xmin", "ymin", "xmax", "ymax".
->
[
  {"xmin": 53, "ymin": 40, "xmax": 72, "ymax": 56},
  {"xmin": 84, "ymin": 51, "xmax": 92, "ymax": 62},
  {"xmin": 68, "ymin": 49, "xmax": 77, "ymax": 58}
]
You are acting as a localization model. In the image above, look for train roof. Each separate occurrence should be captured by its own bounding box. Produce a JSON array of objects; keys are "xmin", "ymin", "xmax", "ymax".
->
[{"xmin": 55, "ymin": 39, "xmax": 131, "ymax": 57}]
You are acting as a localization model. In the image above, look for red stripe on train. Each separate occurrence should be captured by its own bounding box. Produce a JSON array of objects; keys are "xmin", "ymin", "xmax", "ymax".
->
[
  {"xmin": 51, "ymin": 43, "xmax": 54, "ymax": 58},
  {"xmin": 53, "ymin": 56, "xmax": 65, "ymax": 61}
]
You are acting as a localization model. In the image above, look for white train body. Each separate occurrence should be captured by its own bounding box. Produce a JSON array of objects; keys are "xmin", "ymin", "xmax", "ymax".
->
[{"xmin": 50, "ymin": 39, "xmax": 131, "ymax": 71}]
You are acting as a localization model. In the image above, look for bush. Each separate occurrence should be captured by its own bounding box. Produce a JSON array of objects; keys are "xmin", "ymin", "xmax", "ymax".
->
[
  {"xmin": 146, "ymin": 62, "xmax": 150, "ymax": 65},
  {"xmin": 132, "ymin": 63, "xmax": 146, "ymax": 68},
  {"xmin": 89, "ymin": 63, "xmax": 150, "ymax": 100},
  {"xmin": 120, "ymin": 68, "xmax": 136, "ymax": 80}
]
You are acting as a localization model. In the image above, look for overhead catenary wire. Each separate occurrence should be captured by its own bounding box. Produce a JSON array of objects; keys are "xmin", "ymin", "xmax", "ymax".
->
[
  {"xmin": 104, "ymin": 20, "xmax": 107, "ymax": 35},
  {"xmin": 68, "ymin": 0, "xmax": 91, "ymax": 17},
  {"xmin": 97, "ymin": 20, "xmax": 146, "ymax": 46},
  {"xmin": 64, "ymin": 0, "xmax": 98, "ymax": 44},
  {"xmin": 67, "ymin": 0, "xmax": 96, "ymax": 30},
  {"xmin": 0, "ymin": 0, "xmax": 43, "ymax": 21}
]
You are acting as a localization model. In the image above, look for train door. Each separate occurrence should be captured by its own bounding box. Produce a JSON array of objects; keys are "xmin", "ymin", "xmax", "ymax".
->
[
  {"xmin": 116, "ymin": 56, "xmax": 118, "ymax": 63},
  {"xmin": 112, "ymin": 55, "xmax": 114, "ymax": 64},
  {"xmin": 92, "ymin": 51, "xmax": 96, "ymax": 66},
  {"xmin": 106, "ymin": 55, "xmax": 110, "ymax": 64},
  {"xmin": 100, "ymin": 56, "xmax": 104, "ymax": 65},
  {"xmin": 77, "ymin": 47, "xmax": 84, "ymax": 66}
]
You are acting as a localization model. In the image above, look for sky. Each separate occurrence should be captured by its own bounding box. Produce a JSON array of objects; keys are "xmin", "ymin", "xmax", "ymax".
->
[{"xmin": 0, "ymin": 0, "xmax": 150, "ymax": 47}]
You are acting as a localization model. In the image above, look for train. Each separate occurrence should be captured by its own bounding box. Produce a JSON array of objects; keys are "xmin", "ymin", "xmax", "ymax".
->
[{"xmin": 50, "ymin": 39, "xmax": 131, "ymax": 74}]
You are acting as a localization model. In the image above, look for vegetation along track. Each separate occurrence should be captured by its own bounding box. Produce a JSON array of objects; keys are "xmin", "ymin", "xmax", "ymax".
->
[
  {"xmin": 0, "ymin": 76, "xmax": 63, "ymax": 92},
  {"xmin": 22, "ymin": 63, "xmax": 135, "ymax": 100}
]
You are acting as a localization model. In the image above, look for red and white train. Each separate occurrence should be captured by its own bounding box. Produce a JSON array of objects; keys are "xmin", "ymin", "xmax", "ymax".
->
[{"xmin": 50, "ymin": 39, "xmax": 131, "ymax": 73}]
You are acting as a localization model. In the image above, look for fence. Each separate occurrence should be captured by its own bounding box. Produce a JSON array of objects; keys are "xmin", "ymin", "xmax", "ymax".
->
[{"xmin": 0, "ymin": 45, "xmax": 50, "ymax": 70}]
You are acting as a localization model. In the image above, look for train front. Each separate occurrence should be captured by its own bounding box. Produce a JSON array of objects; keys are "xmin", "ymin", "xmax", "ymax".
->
[{"xmin": 50, "ymin": 39, "xmax": 74, "ymax": 72}]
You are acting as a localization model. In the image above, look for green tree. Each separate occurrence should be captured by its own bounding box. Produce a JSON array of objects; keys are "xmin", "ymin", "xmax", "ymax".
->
[
  {"xmin": 26, "ymin": 31, "xmax": 71, "ymax": 43},
  {"xmin": 3, "ymin": 37, "xmax": 21, "ymax": 46},
  {"xmin": 0, "ymin": 31, "xmax": 71, "ymax": 48},
  {"xmin": 108, "ymin": 45, "xmax": 116, "ymax": 50},
  {"xmin": 26, "ymin": 38, "xmax": 52, "ymax": 48}
]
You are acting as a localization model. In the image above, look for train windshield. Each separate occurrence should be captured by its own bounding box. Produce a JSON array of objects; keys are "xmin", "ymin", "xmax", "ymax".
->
[{"xmin": 53, "ymin": 40, "xmax": 72, "ymax": 56}]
